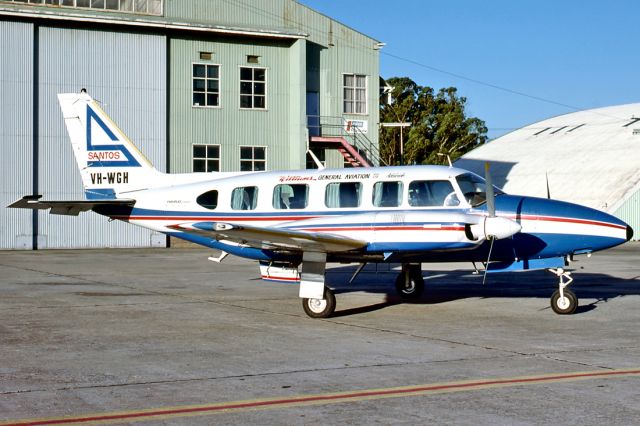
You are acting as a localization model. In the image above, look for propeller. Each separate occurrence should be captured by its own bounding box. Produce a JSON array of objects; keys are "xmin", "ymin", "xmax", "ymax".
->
[
  {"xmin": 483, "ymin": 162, "xmax": 495, "ymax": 284},
  {"xmin": 464, "ymin": 163, "xmax": 521, "ymax": 283},
  {"xmin": 469, "ymin": 163, "xmax": 521, "ymax": 241},
  {"xmin": 485, "ymin": 162, "xmax": 496, "ymax": 217},
  {"xmin": 480, "ymin": 162, "xmax": 520, "ymax": 284}
]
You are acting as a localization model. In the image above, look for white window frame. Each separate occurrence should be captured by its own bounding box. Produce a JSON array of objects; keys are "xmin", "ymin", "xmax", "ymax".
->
[
  {"xmin": 239, "ymin": 66, "xmax": 268, "ymax": 110},
  {"xmin": 342, "ymin": 73, "xmax": 368, "ymax": 115},
  {"xmin": 192, "ymin": 62, "xmax": 221, "ymax": 109},
  {"xmin": 16, "ymin": 0, "xmax": 164, "ymax": 16},
  {"xmin": 239, "ymin": 146, "xmax": 267, "ymax": 171},
  {"xmin": 192, "ymin": 143, "xmax": 221, "ymax": 173}
]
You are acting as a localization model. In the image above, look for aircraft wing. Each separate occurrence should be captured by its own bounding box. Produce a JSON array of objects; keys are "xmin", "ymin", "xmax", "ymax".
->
[
  {"xmin": 8, "ymin": 195, "xmax": 135, "ymax": 216},
  {"xmin": 169, "ymin": 222, "xmax": 367, "ymax": 253}
]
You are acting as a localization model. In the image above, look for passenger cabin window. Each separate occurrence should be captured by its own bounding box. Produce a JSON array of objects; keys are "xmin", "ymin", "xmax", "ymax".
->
[
  {"xmin": 231, "ymin": 186, "xmax": 258, "ymax": 210},
  {"xmin": 372, "ymin": 181, "xmax": 403, "ymax": 207},
  {"xmin": 408, "ymin": 180, "xmax": 458, "ymax": 207},
  {"xmin": 196, "ymin": 190, "xmax": 218, "ymax": 210},
  {"xmin": 325, "ymin": 182, "xmax": 362, "ymax": 208},
  {"xmin": 273, "ymin": 184, "xmax": 308, "ymax": 209}
]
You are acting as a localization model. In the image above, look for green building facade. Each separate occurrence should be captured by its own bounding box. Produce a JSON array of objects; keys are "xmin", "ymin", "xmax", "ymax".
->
[{"xmin": 165, "ymin": 0, "xmax": 382, "ymax": 172}]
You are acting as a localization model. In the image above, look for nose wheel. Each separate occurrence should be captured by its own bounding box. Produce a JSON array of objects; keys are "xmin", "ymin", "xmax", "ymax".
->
[{"xmin": 548, "ymin": 268, "xmax": 578, "ymax": 315}]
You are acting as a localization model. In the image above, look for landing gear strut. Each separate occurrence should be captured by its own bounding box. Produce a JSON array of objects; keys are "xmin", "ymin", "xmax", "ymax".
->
[
  {"xmin": 302, "ymin": 286, "xmax": 336, "ymax": 318},
  {"xmin": 395, "ymin": 263, "xmax": 424, "ymax": 300},
  {"xmin": 548, "ymin": 268, "xmax": 578, "ymax": 314}
]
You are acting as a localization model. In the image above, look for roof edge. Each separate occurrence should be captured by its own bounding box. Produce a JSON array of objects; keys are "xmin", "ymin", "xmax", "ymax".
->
[{"xmin": 0, "ymin": 6, "xmax": 309, "ymax": 39}]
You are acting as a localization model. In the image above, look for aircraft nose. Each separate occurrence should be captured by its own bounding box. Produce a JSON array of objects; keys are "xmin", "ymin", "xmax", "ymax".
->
[{"xmin": 628, "ymin": 225, "xmax": 634, "ymax": 241}]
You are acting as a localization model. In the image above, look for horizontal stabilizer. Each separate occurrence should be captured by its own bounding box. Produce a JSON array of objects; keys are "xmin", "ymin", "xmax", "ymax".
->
[{"xmin": 8, "ymin": 195, "xmax": 135, "ymax": 216}]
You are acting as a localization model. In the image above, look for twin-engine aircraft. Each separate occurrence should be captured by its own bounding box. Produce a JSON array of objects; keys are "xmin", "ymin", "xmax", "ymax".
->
[{"xmin": 10, "ymin": 91, "xmax": 633, "ymax": 318}]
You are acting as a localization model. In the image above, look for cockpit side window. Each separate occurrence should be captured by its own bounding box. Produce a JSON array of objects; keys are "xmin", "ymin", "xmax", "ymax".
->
[
  {"xmin": 196, "ymin": 190, "xmax": 218, "ymax": 210},
  {"xmin": 455, "ymin": 173, "xmax": 502, "ymax": 207},
  {"xmin": 408, "ymin": 180, "xmax": 458, "ymax": 207},
  {"xmin": 231, "ymin": 186, "xmax": 258, "ymax": 210},
  {"xmin": 273, "ymin": 184, "xmax": 309, "ymax": 209}
]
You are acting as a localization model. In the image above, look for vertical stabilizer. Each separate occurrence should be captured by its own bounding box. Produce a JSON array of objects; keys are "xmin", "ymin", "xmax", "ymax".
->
[{"xmin": 57, "ymin": 90, "xmax": 160, "ymax": 199}]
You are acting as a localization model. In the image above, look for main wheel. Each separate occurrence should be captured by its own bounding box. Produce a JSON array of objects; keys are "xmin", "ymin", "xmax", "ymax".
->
[
  {"xmin": 395, "ymin": 266, "xmax": 425, "ymax": 300},
  {"xmin": 302, "ymin": 287, "xmax": 336, "ymax": 318},
  {"xmin": 550, "ymin": 289, "xmax": 578, "ymax": 315}
]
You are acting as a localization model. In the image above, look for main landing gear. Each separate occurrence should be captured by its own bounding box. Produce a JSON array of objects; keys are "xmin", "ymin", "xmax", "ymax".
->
[
  {"xmin": 548, "ymin": 268, "xmax": 578, "ymax": 314},
  {"xmin": 395, "ymin": 263, "xmax": 425, "ymax": 300},
  {"xmin": 301, "ymin": 287, "xmax": 336, "ymax": 319},
  {"xmin": 299, "ymin": 262, "xmax": 425, "ymax": 319}
]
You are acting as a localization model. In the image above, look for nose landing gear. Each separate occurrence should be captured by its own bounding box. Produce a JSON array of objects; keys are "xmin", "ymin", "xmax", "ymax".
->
[{"xmin": 548, "ymin": 268, "xmax": 578, "ymax": 314}]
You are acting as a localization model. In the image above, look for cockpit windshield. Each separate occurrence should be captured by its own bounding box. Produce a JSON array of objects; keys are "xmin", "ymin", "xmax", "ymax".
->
[{"xmin": 455, "ymin": 173, "xmax": 503, "ymax": 207}]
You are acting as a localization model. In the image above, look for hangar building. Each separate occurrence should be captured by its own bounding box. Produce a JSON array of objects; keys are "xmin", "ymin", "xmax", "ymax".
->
[
  {"xmin": 0, "ymin": 0, "xmax": 382, "ymax": 250},
  {"xmin": 456, "ymin": 104, "xmax": 640, "ymax": 240}
]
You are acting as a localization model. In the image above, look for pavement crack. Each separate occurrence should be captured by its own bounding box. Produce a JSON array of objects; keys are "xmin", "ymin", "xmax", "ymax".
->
[{"xmin": 0, "ymin": 354, "xmax": 523, "ymax": 396}]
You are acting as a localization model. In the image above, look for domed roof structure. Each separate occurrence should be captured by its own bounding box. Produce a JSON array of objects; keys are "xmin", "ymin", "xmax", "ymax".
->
[{"xmin": 456, "ymin": 104, "xmax": 640, "ymax": 239}]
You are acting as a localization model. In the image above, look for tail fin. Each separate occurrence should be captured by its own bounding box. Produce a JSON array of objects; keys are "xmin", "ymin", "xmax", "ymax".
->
[{"xmin": 58, "ymin": 90, "xmax": 159, "ymax": 200}]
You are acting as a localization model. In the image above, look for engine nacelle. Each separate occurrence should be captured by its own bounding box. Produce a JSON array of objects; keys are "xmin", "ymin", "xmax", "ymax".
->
[{"xmin": 470, "ymin": 216, "xmax": 521, "ymax": 240}]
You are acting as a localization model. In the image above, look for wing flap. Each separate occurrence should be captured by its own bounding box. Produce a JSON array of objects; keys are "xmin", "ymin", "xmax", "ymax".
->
[
  {"xmin": 169, "ymin": 222, "xmax": 367, "ymax": 253},
  {"xmin": 8, "ymin": 195, "xmax": 135, "ymax": 216}
]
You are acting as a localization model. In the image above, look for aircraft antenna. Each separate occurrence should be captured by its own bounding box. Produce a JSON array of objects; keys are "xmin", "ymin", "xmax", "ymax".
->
[
  {"xmin": 307, "ymin": 149, "xmax": 325, "ymax": 170},
  {"xmin": 437, "ymin": 153, "xmax": 453, "ymax": 167}
]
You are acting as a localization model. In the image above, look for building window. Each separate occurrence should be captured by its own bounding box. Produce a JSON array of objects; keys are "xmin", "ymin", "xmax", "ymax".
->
[
  {"xmin": 343, "ymin": 74, "xmax": 367, "ymax": 114},
  {"xmin": 273, "ymin": 184, "xmax": 309, "ymax": 210},
  {"xmin": 240, "ymin": 146, "xmax": 266, "ymax": 171},
  {"xmin": 8, "ymin": 0, "xmax": 164, "ymax": 15},
  {"xmin": 193, "ymin": 144, "xmax": 220, "ymax": 172},
  {"xmin": 240, "ymin": 67, "xmax": 266, "ymax": 109},
  {"xmin": 193, "ymin": 63, "xmax": 220, "ymax": 107}
]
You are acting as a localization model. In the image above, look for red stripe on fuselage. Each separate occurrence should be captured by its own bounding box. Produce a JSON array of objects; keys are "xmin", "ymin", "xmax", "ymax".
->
[{"xmin": 506, "ymin": 214, "xmax": 626, "ymax": 230}]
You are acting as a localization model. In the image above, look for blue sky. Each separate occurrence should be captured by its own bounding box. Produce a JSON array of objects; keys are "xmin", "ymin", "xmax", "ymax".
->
[{"xmin": 301, "ymin": 0, "xmax": 640, "ymax": 139}]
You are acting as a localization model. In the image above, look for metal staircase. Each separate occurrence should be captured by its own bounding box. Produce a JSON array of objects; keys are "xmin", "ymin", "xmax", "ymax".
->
[{"xmin": 307, "ymin": 115, "xmax": 385, "ymax": 167}]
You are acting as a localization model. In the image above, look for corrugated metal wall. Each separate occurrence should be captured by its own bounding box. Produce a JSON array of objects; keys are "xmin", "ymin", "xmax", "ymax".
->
[
  {"xmin": 0, "ymin": 21, "xmax": 34, "ymax": 250},
  {"xmin": 614, "ymin": 189, "xmax": 640, "ymax": 241},
  {"xmin": 37, "ymin": 27, "xmax": 167, "ymax": 249}
]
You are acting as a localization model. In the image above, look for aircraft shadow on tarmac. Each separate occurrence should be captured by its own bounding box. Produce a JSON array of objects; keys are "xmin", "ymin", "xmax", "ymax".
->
[{"xmin": 323, "ymin": 264, "xmax": 640, "ymax": 317}]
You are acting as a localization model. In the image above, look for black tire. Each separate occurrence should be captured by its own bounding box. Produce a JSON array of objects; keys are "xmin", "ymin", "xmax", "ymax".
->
[
  {"xmin": 395, "ymin": 266, "xmax": 425, "ymax": 300},
  {"xmin": 302, "ymin": 287, "xmax": 336, "ymax": 318},
  {"xmin": 550, "ymin": 289, "xmax": 578, "ymax": 315}
]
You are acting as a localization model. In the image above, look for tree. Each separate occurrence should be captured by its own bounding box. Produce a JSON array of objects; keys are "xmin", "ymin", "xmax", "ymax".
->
[{"xmin": 380, "ymin": 77, "xmax": 488, "ymax": 166}]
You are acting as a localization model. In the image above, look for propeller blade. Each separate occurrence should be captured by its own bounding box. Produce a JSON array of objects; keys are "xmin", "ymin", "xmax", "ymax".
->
[
  {"xmin": 484, "ymin": 162, "xmax": 496, "ymax": 218},
  {"xmin": 482, "ymin": 236, "xmax": 495, "ymax": 285},
  {"xmin": 545, "ymin": 171, "xmax": 551, "ymax": 199}
]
